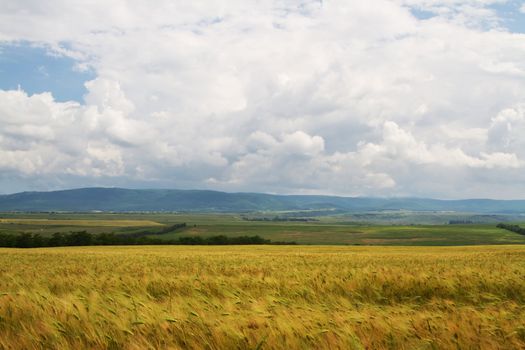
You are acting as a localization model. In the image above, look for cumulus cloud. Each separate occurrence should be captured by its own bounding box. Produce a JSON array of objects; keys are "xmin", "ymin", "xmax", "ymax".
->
[
  {"xmin": 366, "ymin": 121, "xmax": 521, "ymax": 169},
  {"xmin": 488, "ymin": 104, "xmax": 525, "ymax": 154},
  {"xmin": 0, "ymin": 0, "xmax": 525, "ymax": 198}
]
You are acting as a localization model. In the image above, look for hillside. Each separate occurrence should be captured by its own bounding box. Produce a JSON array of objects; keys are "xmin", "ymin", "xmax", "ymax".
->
[{"xmin": 0, "ymin": 188, "xmax": 525, "ymax": 213}]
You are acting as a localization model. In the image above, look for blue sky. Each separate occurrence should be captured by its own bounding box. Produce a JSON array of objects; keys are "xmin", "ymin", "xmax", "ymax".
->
[
  {"xmin": 491, "ymin": 1, "xmax": 525, "ymax": 32},
  {"xmin": 0, "ymin": 43, "xmax": 94, "ymax": 102},
  {"xmin": 411, "ymin": 1, "xmax": 525, "ymax": 32},
  {"xmin": 0, "ymin": 1, "xmax": 525, "ymax": 198}
]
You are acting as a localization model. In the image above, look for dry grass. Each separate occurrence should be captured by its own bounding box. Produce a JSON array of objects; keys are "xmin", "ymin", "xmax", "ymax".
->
[{"xmin": 0, "ymin": 245, "xmax": 524, "ymax": 349}]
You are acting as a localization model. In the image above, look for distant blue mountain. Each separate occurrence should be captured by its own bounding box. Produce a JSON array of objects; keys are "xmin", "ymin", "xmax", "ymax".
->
[{"xmin": 0, "ymin": 187, "xmax": 524, "ymax": 213}]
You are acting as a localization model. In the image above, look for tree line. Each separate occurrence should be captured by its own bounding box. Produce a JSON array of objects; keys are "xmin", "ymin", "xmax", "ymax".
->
[
  {"xmin": 448, "ymin": 220, "xmax": 474, "ymax": 225},
  {"xmin": 0, "ymin": 231, "xmax": 296, "ymax": 248},
  {"xmin": 496, "ymin": 223, "xmax": 525, "ymax": 235},
  {"xmin": 242, "ymin": 216, "xmax": 318, "ymax": 222},
  {"xmin": 121, "ymin": 223, "xmax": 188, "ymax": 238}
]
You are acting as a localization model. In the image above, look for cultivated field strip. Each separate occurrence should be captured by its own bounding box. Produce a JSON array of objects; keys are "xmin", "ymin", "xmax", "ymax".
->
[
  {"xmin": 0, "ymin": 245, "xmax": 524, "ymax": 349},
  {"xmin": 0, "ymin": 219, "xmax": 164, "ymax": 227}
]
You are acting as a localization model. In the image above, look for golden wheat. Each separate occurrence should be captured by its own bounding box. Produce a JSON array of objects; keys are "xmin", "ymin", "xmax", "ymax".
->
[{"xmin": 0, "ymin": 245, "xmax": 523, "ymax": 349}]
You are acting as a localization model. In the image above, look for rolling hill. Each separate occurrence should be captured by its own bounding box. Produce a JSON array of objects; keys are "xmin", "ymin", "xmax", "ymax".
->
[{"xmin": 0, "ymin": 187, "xmax": 524, "ymax": 213}]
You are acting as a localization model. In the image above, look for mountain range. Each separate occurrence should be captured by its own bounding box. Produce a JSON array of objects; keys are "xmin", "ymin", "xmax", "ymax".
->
[{"xmin": 0, "ymin": 187, "xmax": 524, "ymax": 214}]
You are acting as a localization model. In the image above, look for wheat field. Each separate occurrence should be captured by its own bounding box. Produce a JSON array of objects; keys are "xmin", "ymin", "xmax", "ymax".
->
[{"xmin": 0, "ymin": 245, "xmax": 524, "ymax": 349}]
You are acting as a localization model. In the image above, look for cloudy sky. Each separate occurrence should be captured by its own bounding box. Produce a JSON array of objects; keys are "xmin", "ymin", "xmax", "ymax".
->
[{"xmin": 0, "ymin": 0, "xmax": 525, "ymax": 198}]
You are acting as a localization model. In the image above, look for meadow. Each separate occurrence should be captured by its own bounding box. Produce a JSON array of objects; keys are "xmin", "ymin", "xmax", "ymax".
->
[{"xmin": 0, "ymin": 245, "xmax": 524, "ymax": 349}]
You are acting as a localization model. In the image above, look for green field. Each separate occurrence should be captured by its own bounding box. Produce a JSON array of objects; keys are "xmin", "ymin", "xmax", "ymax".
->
[
  {"xmin": 0, "ymin": 245, "xmax": 524, "ymax": 349},
  {"xmin": 1, "ymin": 212, "xmax": 525, "ymax": 246}
]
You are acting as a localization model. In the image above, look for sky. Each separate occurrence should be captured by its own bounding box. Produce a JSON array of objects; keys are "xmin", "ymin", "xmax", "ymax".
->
[{"xmin": 0, "ymin": 1, "xmax": 525, "ymax": 199}]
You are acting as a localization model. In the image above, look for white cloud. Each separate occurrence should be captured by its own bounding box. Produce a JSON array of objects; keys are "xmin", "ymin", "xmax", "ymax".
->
[
  {"xmin": 366, "ymin": 121, "xmax": 521, "ymax": 169},
  {"xmin": 488, "ymin": 104, "xmax": 525, "ymax": 154},
  {"xmin": 0, "ymin": 0, "xmax": 525, "ymax": 198}
]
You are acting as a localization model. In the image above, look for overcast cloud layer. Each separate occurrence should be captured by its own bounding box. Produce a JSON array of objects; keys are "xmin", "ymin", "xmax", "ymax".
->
[{"xmin": 1, "ymin": 0, "xmax": 525, "ymax": 198}]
